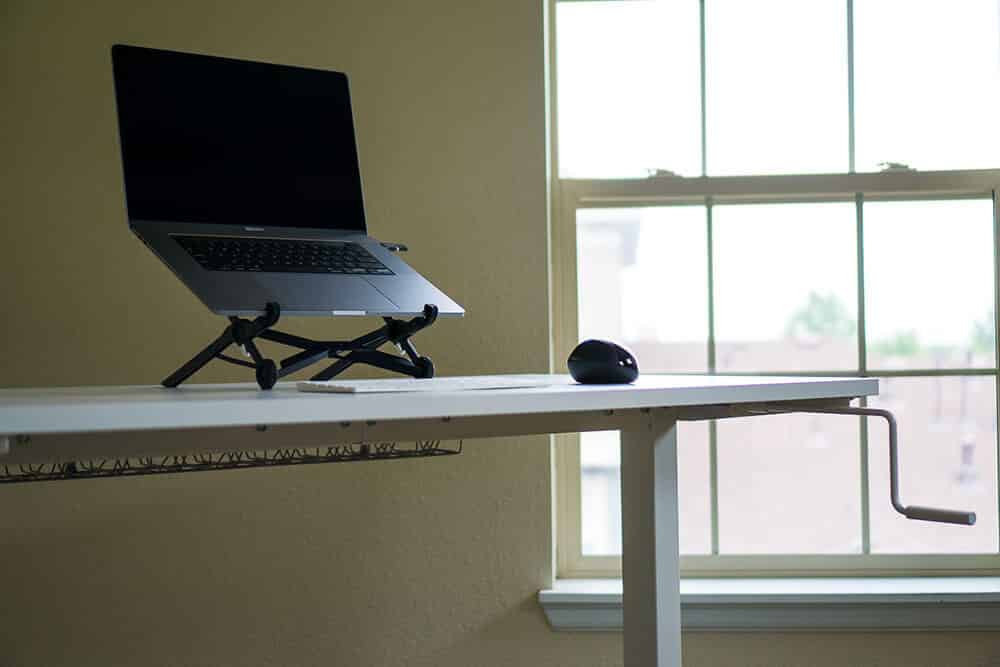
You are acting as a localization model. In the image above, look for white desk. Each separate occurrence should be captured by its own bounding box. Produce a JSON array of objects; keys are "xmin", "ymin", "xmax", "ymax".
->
[{"xmin": 0, "ymin": 374, "xmax": 877, "ymax": 667}]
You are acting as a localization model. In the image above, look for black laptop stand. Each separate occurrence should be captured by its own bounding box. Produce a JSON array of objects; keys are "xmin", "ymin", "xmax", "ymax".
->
[{"xmin": 162, "ymin": 303, "xmax": 438, "ymax": 390}]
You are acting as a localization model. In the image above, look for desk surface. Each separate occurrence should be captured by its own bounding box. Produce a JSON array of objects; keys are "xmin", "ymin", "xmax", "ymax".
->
[{"xmin": 0, "ymin": 374, "xmax": 877, "ymax": 436}]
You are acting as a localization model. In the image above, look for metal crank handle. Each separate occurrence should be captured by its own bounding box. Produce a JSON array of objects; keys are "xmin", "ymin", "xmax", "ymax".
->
[{"xmin": 756, "ymin": 404, "xmax": 976, "ymax": 526}]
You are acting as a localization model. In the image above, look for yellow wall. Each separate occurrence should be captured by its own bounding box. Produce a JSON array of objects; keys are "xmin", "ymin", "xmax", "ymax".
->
[{"xmin": 1, "ymin": 2, "xmax": 998, "ymax": 665}]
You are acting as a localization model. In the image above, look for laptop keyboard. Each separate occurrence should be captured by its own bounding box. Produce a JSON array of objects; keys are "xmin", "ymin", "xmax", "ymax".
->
[{"xmin": 173, "ymin": 235, "xmax": 394, "ymax": 275}]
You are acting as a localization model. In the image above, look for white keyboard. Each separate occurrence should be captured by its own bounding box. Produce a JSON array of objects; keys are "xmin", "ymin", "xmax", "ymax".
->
[{"xmin": 297, "ymin": 375, "xmax": 555, "ymax": 394}]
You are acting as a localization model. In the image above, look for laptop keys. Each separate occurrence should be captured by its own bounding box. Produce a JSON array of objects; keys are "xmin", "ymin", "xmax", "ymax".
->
[{"xmin": 173, "ymin": 235, "xmax": 394, "ymax": 276}]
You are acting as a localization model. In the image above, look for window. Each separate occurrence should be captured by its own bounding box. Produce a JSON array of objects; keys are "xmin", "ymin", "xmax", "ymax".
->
[{"xmin": 551, "ymin": 0, "xmax": 1000, "ymax": 578}]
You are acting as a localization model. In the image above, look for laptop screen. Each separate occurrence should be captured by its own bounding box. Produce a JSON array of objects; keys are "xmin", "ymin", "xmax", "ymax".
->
[{"xmin": 111, "ymin": 45, "xmax": 367, "ymax": 232}]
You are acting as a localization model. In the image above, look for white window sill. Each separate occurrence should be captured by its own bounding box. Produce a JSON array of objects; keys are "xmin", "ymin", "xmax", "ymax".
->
[{"xmin": 539, "ymin": 578, "xmax": 1000, "ymax": 631}]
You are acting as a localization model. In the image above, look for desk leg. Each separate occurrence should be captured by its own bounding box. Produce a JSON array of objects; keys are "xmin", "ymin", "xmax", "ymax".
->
[{"xmin": 621, "ymin": 414, "xmax": 681, "ymax": 667}]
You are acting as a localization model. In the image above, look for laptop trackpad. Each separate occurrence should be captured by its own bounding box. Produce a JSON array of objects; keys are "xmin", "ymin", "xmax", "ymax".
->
[{"xmin": 249, "ymin": 275, "xmax": 398, "ymax": 312}]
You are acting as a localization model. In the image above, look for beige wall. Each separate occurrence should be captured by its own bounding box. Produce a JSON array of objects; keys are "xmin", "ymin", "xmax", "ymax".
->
[{"xmin": 1, "ymin": 2, "xmax": 997, "ymax": 665}]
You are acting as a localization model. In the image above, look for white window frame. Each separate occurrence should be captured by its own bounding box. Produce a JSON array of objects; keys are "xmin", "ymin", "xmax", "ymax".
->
[{"xmin": 547, "ymin": 0, "xmax": 1000, "ymax": 579}]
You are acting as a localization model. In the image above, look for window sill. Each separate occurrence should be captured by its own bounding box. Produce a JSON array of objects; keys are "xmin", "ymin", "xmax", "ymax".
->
[{"xmin": 539, "ymin": 577, "xmax": 1000, "ymax": 631}]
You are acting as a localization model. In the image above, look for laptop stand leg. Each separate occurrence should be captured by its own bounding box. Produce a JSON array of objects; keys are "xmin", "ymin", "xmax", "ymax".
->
[
  {"xmin": 309, "ymin": 305, "xmax": 438, "ymax": 382},
  {"xmin": 162, "ymin": 302, "xmax": 439, "ymax": 390},
  {"xmin": 310, "ymin": 356, "xmax": 353, "ymax": 381},
  {"xmin": 162, "ymin": 328, "xmax": 236, "ymax": 387},
  {"xmin": 161, "ymin": 303, "xmax": 281, "ymax": 389},
  {"xmin": 310, "ymin": 349, "xmax": 434, "ymax": 382}
]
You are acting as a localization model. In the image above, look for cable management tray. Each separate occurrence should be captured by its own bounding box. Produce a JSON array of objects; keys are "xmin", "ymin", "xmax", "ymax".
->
[{"xmin": 0, "ymin": 439, "xmax": 462, "ymax": 484}]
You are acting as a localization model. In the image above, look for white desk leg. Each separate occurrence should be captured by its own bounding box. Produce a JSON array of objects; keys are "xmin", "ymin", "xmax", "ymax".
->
[{"xmin": 621, "ymin": 413, "xmax": 682, "ymax": 667}]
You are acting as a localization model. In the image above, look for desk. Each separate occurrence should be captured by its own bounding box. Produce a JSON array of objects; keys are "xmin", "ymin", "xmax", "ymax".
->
[{"xmin": 0, "ymin": 374, "xmax": 876, "ymax": 667}]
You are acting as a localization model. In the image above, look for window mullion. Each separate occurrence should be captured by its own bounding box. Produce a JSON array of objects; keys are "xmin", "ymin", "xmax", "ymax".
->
[
  {"xmin": 854, "ymin": 197, "xmax": 865, "ymax": 397},
  {"xmin": 856, "ymin": 192, "xmax": 870, "ymax": 554},
  {"xmin": 709, "ymin": 422, "xmax": 720, "ymax": 555},
  {"xmin": 707, "ymin": 201, "xmax": 716, "ymax": 374},
  {"xmin": 699, "ymin": 0, "xmax": 708, "ymax": 176},
  {"xmin": 701, "ymin": 0, "xmax": 716, "ymax": 555},
  {"xmin": 706, "ymin": 199, "xmax": 719, "ymax": 555},
  {"xmin": 846, "ymin": 0, "xmax": 856, "ymax": 173}
]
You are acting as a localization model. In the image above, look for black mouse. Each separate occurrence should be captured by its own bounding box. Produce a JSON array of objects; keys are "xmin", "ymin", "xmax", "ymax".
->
[{"xmin": 567, "ymin": 339, "xmax": 639, "ymax": 384}]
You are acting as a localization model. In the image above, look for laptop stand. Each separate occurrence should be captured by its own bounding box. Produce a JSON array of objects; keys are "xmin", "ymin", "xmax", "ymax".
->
[{"xmin": 162, "ymin": 303, "xmax": 438, "ymax": 390}]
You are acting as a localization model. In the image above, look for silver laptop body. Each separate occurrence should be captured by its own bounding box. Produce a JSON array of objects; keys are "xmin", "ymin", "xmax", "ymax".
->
[{"xmin": 111, "ymin": 45, "xmax": 463, "ymax": 318}]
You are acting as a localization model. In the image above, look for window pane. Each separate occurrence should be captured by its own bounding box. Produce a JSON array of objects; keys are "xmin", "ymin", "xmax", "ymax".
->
[
  {"xmin": 581, "ymin": 423, "xmax": 712, "ymax": 556},
  {"xmin": 577, "ymin": 207, "xmax": 708, "ymax": 372},
  {"xmin": 855, "ymin": 0, "xmax": 1000, "ymax": 171},
  {"xmin": 713, "ymin": 202, "xmax": 858, "ymax": 372},
  {"xmin": 869, "ymin": 376, "xmax": 998, "ymax": 554},
  {"xmin": 864, "ymin": 200, "xmax": 995, "ymax": 370},
  {"xmin": 718, "ymin": 414, "xmax": 861, "ymax": 554},
  {"xmin": 581, "ymin": 431, "xmax": 622, "ymax": 555},
  {"xmin": 556, "ymin": 0, "xmax": 701, "ymax": 178},
  {"xmin": 705, "ymin": 0, "xmax": 848, "ymax": 175}
]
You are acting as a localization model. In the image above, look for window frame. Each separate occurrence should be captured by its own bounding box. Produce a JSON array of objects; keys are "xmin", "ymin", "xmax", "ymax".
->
[{"xmin": 547, "ymin": 0, "xmax": 1000, "ymax": 579}]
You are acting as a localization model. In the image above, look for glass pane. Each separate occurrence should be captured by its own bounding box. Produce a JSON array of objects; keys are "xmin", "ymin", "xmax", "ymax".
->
[
  {"xmin": 713, "ymin": 202, "xmax": 858, "ymax": 372},
  {"xmin": 581, "ymin": 423, "xmax": 712, "ymax": 556},
  {"xmin": 718, "ymin": 414, "xmax": 862, "ymax": 554},
  {"xmin": 855, "ymin": 0, "xmax": 1000, "ymax": 171},
  {"xmin": 705, "ymin": 0, "xmax": 848, "ymax": 175},
  {"xmin": 556, "ymin": 0, "xmax": 701, "ymax": 178},
  {"xmin": 577, "ymin": 206, "xmax": 708, "ymax": 373},
  {"xmin": 869, "ymin": 376, "xmax": 998, "ymax": 554},
  {"xmin": 864, "ymin": 200, "xmax": 995, "ymax": 370},
  {"xmin": 581, "ymin": 431, "xmax": 621, "ymax": 555}
]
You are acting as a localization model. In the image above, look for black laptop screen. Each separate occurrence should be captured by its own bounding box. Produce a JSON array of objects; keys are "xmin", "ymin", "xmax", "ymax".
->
[{"xmin": 111, "ymin": 45, "xmax": 367, "ymax": 232}]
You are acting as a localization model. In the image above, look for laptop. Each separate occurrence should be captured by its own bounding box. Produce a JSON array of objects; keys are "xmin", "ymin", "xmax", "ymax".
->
[{"xmin": 110, "ymin": 44, "xmax": 464, "ymax": 318}]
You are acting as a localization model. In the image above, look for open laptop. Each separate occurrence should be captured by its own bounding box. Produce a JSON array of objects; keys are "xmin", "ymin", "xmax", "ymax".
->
[{"xmin": 110, "ymin": 44, "xmax": 464, "ymax": 318}]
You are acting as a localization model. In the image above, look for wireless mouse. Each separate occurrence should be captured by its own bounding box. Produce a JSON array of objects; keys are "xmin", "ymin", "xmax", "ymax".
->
[{"xmin": 567, "ymin": 339, "xmax": 639, "ymax": 384}]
